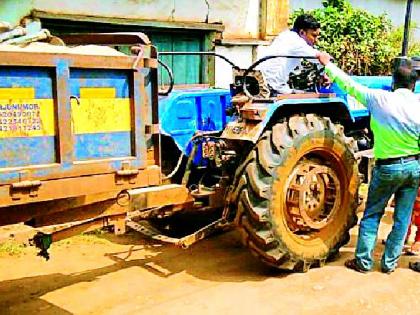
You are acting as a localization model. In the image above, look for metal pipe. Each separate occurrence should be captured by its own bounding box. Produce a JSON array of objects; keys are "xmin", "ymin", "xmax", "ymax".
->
[
  {"xmin": 157, "ymin": 52, "xmax": 239, "ymax": 95},
  {"xmin": 402, "ymin": 0, "xmax": 414, "ymax": 56},
  {"xmin": 0, "ymin": 26, "xmax": 26, "ymax": 43},
  {"xmin": 3, "ymin": 29, "xmax": 50, "ymax": 45},
  {"xmin": 157, "ymin": 59, "xmax": 174, "ymax": 96}
]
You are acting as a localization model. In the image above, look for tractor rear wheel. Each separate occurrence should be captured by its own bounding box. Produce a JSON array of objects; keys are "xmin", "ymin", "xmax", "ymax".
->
[{"xmin": 228, "ymin": 114, "xmax": 359, "ymax": 272}]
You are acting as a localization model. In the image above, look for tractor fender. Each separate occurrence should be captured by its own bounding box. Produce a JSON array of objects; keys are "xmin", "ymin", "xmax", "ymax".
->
[{"xmin": 221, "ymin": 95, "xmax": 356, "ymax": 143}]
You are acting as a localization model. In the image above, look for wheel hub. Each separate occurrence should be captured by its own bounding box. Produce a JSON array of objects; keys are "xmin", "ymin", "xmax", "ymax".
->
[{"xmin": 286, "ymin": 162, "xmax": 341, "ymax": 231}]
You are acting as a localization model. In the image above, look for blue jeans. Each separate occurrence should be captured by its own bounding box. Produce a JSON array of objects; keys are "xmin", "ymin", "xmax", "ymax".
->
[{"xmin": 355, "ymin": 159, "xmax": 420, "ymax": 271}]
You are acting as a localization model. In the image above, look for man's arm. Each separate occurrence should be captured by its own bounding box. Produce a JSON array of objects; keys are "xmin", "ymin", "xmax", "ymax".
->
[
  {"xmin": 318, "ymin": 53, "xmax": 372, "ymax": 107},
  {"xmin": 293, "ymin": 36, "xmax": 320, "ymax": 61}
]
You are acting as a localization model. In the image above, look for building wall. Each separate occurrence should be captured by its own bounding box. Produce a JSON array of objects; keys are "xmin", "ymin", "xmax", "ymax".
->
[
  {"xmin": 215, "ymin": 45, "xmax": 255, "ymax": 88},
  {"xmin": 0, "ymin": 0, "xmax": 289, "ymax": 39}
]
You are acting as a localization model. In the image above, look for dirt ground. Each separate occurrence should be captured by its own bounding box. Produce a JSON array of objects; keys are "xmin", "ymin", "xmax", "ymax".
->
[{"xmin": 0, "ymin": 209, "xmax": 420, "ymax": 315}]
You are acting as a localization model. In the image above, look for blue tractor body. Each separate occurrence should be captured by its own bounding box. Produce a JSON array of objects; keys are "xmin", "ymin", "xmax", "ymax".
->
[{"xmin": 159, "ymin": 76, "xmax": 419, "ymax": 158}]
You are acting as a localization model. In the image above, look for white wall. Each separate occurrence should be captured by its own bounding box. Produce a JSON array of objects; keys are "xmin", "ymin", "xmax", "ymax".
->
[
  {"xmin": 0, "ymin": 0, "xmax": 261, "ymax": 39},
  {"xmin": 215, "ymin": 45, "xmax": 255, "ymax": 88}
]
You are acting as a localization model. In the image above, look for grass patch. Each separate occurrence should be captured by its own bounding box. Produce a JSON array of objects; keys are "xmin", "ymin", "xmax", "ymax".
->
[
  {"xmin": 55, "ymin": 229, "xmax": 110, "ymax": 247},
  {"xmin": 0, "ymin": 240, "xmax": 27, "ymax": 257}
]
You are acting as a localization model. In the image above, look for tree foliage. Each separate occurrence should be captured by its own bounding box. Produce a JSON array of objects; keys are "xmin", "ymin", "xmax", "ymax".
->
[{"xmin": 291, "ymin": 0, "xmax": 420, "ymax": 75}]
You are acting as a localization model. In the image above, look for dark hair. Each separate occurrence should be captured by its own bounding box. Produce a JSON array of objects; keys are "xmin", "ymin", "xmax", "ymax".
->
[
  {"xmin": 392, "ymin": 58, "xmax": 417, "ymax": 90},
  {"xmin": 292, "ymin": 14, "xmax": 321, "ymax": 32}
]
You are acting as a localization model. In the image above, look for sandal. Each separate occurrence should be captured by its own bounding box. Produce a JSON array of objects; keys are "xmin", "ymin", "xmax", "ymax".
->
[
  {"xmin": 404, "ymin": 249, "xmax": 420, "ymax": 256},
  {"xmin": 345, "ymin": 258, "xmax": 370, "ymax": 273},
  {"xmin": 407, "ymin": 242, "xmax": 420, "ymax": 256},
  {"xmin": 409, "ymin": 262, "xmax": 420, "ymax": 272},
  {"xmin": 381, "ymin": 267, "xmax": 395, "ymax": 274}
]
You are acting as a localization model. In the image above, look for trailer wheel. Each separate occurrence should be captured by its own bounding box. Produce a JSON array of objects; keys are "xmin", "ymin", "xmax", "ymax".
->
[{"xmin": 228, "ymin": 114, "xmax": 359, "ymax": 272}]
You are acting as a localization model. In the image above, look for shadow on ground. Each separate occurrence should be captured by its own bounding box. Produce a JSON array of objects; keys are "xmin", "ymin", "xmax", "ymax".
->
[
  {"xmin": 0, "ymin": 230, "xmax": 291, "ymax": 314},
  {"xmin": 1, "ymin": 207, "xmax": 417, "ymax": 314}
]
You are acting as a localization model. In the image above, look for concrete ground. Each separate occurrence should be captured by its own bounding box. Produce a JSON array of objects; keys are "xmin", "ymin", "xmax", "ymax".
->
[{"xmin": 0, "ymin": 209, "xmax": 419, "ymax": 315}]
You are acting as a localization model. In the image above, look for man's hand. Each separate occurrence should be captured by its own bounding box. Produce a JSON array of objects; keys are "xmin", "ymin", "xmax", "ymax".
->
[
  {"xmin": 317, "ymin": 52, "xmax": 332, "ymax": 66},
  {"xmin": 320, "ymin": 74, "xmax": 332, "ymax": 88}
]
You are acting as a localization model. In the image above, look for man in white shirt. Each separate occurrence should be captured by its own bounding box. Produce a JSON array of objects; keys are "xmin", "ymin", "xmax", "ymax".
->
[{"xmin": 259, "ymin": 14, "xmax": 323, "ymax": 94}]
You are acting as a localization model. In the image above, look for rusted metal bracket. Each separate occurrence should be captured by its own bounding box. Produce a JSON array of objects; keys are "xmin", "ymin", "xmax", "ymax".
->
[
  {"xmin": 29, "ymin": 214, "xmax": 226, "ymax": 260},
  {"xmin": 10, "ymin": 171, "xmax": 42, "ymax": 200},
  {"xmin": 240, "ymin": 105, "xmax": 268, "ymax": 121},
  {"xmin": 127, "ymin": 184, "xmax": 193, "ymax": 210},
  {"xmin": 115, "ymin": 161, "xmax": 139, "ymax": 185},
  {"xmin": 29, "ymin": 215, "xmax": 117, "ymax": 260},
  {"xmin": 144, "ymin": 58, "xmax": 158, "ymax": 69},
  {"xmin": 11, "ymin": 180, "xmax": 41, "ymax": 189},
  {"xmin": 126, "ymin": 217, "xmax": 225, "ymax": 249},
  {"xmin": 116, "ymin": 169, "xmax": 140, "ymax": 176},
  {"xmin": 131, "ymin": 45, "xmax": 144, "ymax": 69}
]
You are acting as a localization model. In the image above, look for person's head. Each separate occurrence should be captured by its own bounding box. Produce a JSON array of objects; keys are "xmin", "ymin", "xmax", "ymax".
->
[
  {"xmin": 292, "ymin": 14, "xmax": 321, "ymax": 46},
  {"xmin": 392, "ymin": 58, "xmax": 417, "ymax": 91}
]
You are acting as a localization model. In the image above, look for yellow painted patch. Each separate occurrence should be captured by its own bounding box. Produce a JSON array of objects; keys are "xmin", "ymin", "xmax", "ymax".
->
[
  {"xmin": 0, "ymin": 87, "xmax": 55, "ymax": 138},
  {"xmin": 0, "ymin": 96, "xmax": 55, "ymax": 138},
  {"xmin": 71, "ymin": 98, "xmax": 131, "ymax": 134},
  {"xmin": 0, "ymin": 88, "xmax": 35, "ymax": 99},
  {"xmin": 80, "ymin": 88, "xmax": 116, "ymax": 99},
  {"xmin": 71, "ymin": 87, "xmax": 131, "ymax": 134}
]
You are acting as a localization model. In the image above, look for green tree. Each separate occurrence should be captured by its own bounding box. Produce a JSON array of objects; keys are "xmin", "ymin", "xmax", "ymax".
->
[
  {"xmin": 291, "ymin": 0, "xmax": 419, "ymax": 75},
  {"xmin": 388, "ymin": 24, "xmax": 420, "ymax": 58}
]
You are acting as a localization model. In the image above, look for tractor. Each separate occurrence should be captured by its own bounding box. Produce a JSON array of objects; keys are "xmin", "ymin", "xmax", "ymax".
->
[{"xmin": 0, "ymin": 1, "xmax": 418, "ymax": 272}]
